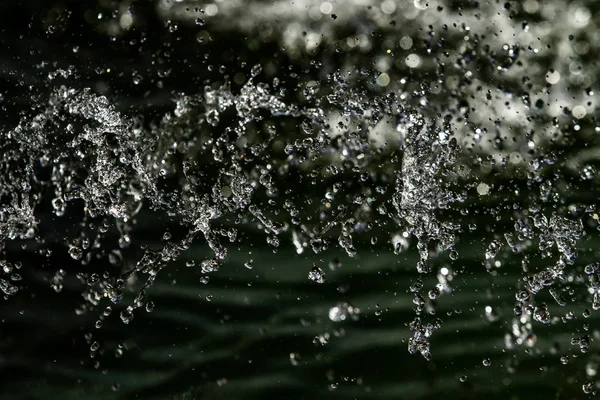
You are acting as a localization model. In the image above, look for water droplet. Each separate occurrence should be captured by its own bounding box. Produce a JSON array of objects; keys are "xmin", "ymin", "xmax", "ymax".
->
[
  {"xmin": 145, "ymin": 301, "xmax": 155, "ymax": 313},
  {"xmin": 250, "ymin": 64, "xmax": 262, "ymax": 77},
  {"xmin": 485, "ymin": 240, "xmax": 501, "ymax": 260},
  {"xmin": 428, "ymin": 286, "xmax": 441, "ymax": 300},
  {"xmin": 308, "ymin": 266, "xmax": 326, "ymax": 283},
  {"xmin": 533, "ymin": 303, "xmax": 551, "ymax": 324},
  {"xmin": 583, "ymin": 382, "xmax": 594, "ymax": 394},
  {"xmin": 201, "ymin": 259, "xmax": 220, "ymax": 274},
  {"xmin": 120, "ymin": 309, "xmax": 134, "ymax": 324},
  {"xmin": 69, "ymin": 246, "xmax": 83, "ymax": 260},
  {"xmin": 206, "ymin": 109, "xmax": 220, "ymax": 126}
]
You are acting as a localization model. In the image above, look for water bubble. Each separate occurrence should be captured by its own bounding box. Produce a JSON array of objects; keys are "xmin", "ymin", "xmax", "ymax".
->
[{"xmin": 482, "ymin": 358, "xmax": 491, "ymax": 367}]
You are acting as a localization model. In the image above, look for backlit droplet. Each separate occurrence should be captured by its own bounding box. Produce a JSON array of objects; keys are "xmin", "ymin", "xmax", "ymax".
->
[{"xmin": 308, "ymin": 266, "xmax": 325, "ymax": 283}]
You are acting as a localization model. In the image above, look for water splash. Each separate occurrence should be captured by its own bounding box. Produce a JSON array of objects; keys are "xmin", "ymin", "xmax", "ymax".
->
[{"xmin": 2, "ymin": 0, "xmax": 600, "ymax": 396}]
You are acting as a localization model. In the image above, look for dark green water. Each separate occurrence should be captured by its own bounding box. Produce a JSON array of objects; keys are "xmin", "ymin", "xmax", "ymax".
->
[{"xmin": 1, "ymin": 203, "xmax": 599, "ymax": 399}]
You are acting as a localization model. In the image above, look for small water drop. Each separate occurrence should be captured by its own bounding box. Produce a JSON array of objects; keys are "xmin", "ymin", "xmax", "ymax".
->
[
  {"xmin": 428, "ymin": 286, "xmax": 441, "ymax": 300},
  {"xmin": 250, "ymin": 64, "xmax": 262, "ymax": 77},
  {"xmin": 206, "ymin": 109, "xmax": 220, "ymax": 126},
  {"xmin": 485, "ymin": 240, "xmax": 501, "ymax": 260},
  {"xmin": 68, "ymin": 246, "xmax": 83, "ymax": 260},
  {"xmin": 120, "ymin": 309, "xmax": 134, "ymax": 324},
  {"xmin": 560, "ymin": 356, "xmax": 569, "ymax": 365},
  {"xmin": 145, "ymin": 301, "xmax": 155, "ymax": 313},
  {"xmin": 308, "ymin": 266, "xmax": 326, "ymax": 283}
]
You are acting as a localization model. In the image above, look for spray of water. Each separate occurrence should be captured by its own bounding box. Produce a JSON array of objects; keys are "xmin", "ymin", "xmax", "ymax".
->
[{"xmin": 2, "ymin": 0, "xmax": 600, "ymax": 395}]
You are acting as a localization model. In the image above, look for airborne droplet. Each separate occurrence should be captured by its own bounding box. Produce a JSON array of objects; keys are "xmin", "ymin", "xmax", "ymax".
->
[{"xmin": 308, "ymin": 266, "xmax": 326, "ymax": 284}]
